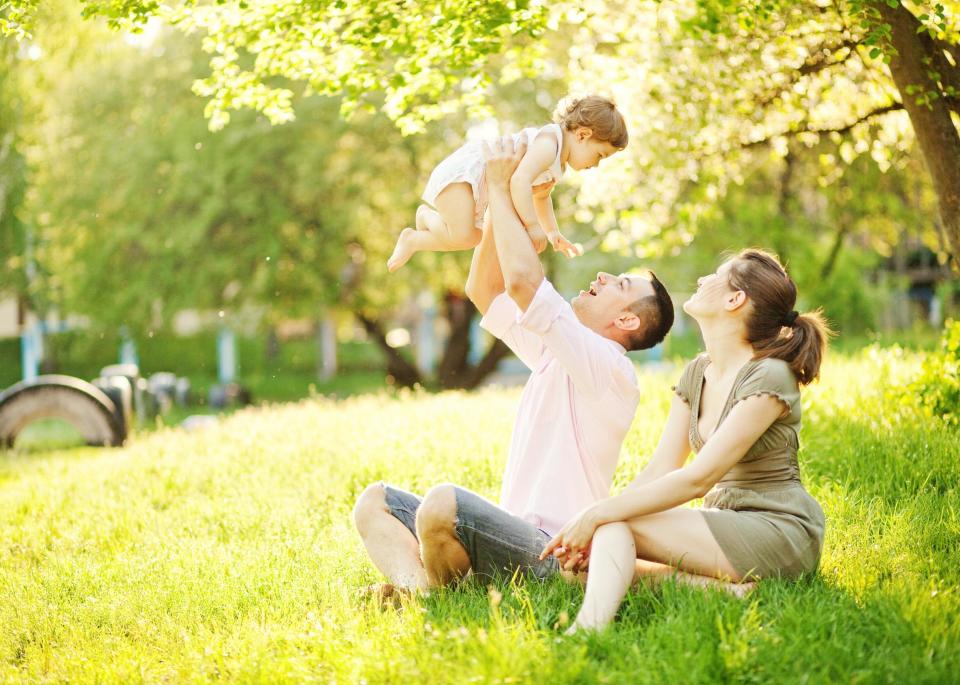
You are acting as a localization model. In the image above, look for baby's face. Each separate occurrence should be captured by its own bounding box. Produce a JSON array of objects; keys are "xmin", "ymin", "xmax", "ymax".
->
[{"xmin": 568, "ymin": 133, "xmax": 620, "ymax": 171}]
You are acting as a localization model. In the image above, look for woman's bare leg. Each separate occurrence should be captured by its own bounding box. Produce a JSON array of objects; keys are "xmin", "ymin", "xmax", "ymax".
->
[
  {"xmin": 632, "ymin": 559, "xmax": 756, "ymax": 596},
  {"xmin": 388, "ymin": 183, "xmax": 480, "ymax": 271},
  {"xmin": 564, "ymin": 522, "xmax": 636, "ymax": 633},
  {"xmin": 569, "ymin": 508, "xmax": 751, "ymax": 633}
]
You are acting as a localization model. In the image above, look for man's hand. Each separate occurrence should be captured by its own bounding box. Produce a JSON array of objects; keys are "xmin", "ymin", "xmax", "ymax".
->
[
  {"xmin": 483, "ymin": 133, "xmax": 528, "ymax": 190},
  {"xmin": 527, "ymin": 224, "xmax": 549, "ymax": 254}
]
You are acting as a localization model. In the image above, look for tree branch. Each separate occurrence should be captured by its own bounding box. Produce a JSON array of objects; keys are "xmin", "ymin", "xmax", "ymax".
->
[
  {"xmin": 754, "ymin": 39, "xmax": 859, "ymax": 109},
  {"xmin": 742, "ymin": 102, "xmax": 905, "ymax": 148}
]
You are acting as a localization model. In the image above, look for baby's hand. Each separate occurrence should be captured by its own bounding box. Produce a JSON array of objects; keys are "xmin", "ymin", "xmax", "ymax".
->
[{"xmin": 548, "ymin": 231, "xmax": 583, "ymax": 259}]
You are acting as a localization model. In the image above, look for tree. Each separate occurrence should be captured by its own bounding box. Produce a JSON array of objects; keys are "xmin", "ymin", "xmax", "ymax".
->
[
  {"xmin": 561, "ymin": 0, "xmax": 958, "ymax": 269},
  {"xmin": 0, "ymin": 38, "xmax": 29, "ymax": 303},
  {"xmin": 20, "ymin": 20, "xmax": 551, "ymax": 387},
  {"xmin": 6, "ymin": 0, "xmax": 954, "ymax": 265}
]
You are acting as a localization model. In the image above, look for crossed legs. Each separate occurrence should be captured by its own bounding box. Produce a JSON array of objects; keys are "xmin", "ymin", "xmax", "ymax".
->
[
  {"xmin": 353, "ymin": 484, "xmax": 470, "ymax": 596},
  {"xmin": 569, "ymin": 507, "xmax": 753, "ymax": 632}
]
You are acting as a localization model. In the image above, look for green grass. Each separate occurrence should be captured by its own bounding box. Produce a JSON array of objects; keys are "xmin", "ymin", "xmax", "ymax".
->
[{"xmin": 1, "ymin": 348, "xmax": 958, "ymax": 683}]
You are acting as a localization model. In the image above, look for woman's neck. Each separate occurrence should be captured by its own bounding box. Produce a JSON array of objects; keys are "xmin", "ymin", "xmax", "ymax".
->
[{"xmin": 699, "ymin": 318, "xmax": 754, "ymax": 375}]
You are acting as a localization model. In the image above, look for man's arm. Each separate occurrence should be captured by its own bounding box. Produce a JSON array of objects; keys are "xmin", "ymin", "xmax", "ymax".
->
[
  {"xmin": 484, "ymin": 136, "xmax": 545, "ymax": 312},
  {"xmin": 464, "ymin": 218, "xmax": 505, "ymax": 316}
]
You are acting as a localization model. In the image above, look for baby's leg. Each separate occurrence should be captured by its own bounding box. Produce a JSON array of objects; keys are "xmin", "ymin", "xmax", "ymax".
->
[{"xmin": 388, "ymin": 183, "xmax": 480, "ymax": 272}]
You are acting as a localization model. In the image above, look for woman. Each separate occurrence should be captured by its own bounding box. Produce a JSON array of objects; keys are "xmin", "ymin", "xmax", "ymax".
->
[{"xmin": 541, "ymin": 249, "xmax": 830, "ymax": 633}]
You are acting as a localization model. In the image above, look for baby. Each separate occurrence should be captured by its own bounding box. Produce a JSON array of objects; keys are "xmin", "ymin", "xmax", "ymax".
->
[{"xmin": 387, "ymin": 95, "xmax": 628, "ymax": 271}]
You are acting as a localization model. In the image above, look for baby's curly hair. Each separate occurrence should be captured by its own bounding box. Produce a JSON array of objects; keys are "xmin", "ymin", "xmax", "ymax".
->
[{"xmin": 553, "ymin": 95, "xmax": 628, "ymax": 149}]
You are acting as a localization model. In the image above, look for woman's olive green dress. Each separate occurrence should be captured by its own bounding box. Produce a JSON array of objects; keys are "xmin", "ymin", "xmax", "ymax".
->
[{"xmin": 673, "ymin": 355, "xmax": 825, "ymax": 579}]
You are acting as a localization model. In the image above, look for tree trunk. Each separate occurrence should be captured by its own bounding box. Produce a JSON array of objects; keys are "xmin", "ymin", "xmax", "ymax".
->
[
  {"xmin": 820, "ymin": 221, "xmax": 849, "ymax": 280},
  {"xmin": 435, "ymin": 293, "xmax": 514, "ymax": 390},
  {"xmin": 872, "ymin": 1, "xmax": 960, "ymax": 271},
  {"xmin": 357, "ymin": 314, "xmax": 422, "ymax": 387},
  {"xmin": 265, "ymin": 326, "xmax": 280, "ymax": 365},
  {"xmin": 460, "ymin": 339, "xmax": 512, "ymax": 390},
  {"xmin": 436, "ymin": 292, "xmax": 474, "ymax": 388},
  {"xmin": 360, "ymin": 301, "xmax": 516, "ymax": 390}
]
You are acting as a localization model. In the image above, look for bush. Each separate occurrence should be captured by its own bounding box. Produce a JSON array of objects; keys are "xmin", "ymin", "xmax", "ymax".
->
[{"xmin": 910, "ymin": 319, "xmax": 960, "ymax": 425}]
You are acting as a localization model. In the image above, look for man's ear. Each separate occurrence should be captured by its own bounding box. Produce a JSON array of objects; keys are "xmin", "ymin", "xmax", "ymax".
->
[
  {"xmin": 576, "ymin": 126, "xmax": 594, "ymax": 142},
  {"xmin": 614, "ymin": 311, "xmax": 641, "ymax": 332},
  {"xmin": 725, "ymin": 290, "xmax": 747, "ymax": 312}
]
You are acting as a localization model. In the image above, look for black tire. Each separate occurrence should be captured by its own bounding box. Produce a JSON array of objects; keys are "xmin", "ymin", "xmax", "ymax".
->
[{"xmin": 0, "ymin": 375, "xmax": 126, "ymax": 448}]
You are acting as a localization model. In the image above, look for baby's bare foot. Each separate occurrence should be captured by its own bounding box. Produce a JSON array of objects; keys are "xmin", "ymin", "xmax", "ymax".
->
[{"xmin": 387, "ymin": 228, "xmax": 417, "ymax": 272}]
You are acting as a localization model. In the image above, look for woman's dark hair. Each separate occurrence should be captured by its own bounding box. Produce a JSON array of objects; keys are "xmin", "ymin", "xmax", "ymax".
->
[{"xmin": 727, "ymin": 249, "xmax": 832, "ymax": 385}]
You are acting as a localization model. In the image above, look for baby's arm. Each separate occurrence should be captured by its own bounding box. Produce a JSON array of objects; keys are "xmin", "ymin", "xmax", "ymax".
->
[
  {"xmin": 509, "ymin": 132, "xmax": 559, "ymax": 229},
  {"xmin": 532, "ymin": 187, "xmax": 561, "ymax": 243},
  {"xmin": 532, "ymin": 185, "xmax": 582, "ymax": 258}
]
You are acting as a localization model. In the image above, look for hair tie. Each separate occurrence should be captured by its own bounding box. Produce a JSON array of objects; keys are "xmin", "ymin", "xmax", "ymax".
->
[{"xmin": 784, "ymin": 310, "xmax": 799, "ymax": 327}]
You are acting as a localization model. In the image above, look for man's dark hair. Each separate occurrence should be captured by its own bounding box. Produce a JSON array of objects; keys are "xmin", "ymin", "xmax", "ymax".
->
[{"xmin": 625, "ymin": 272, "xmax": 674, "ymax": 351}]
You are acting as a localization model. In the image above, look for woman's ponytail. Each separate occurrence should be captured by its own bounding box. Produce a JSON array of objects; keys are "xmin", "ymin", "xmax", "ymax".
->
[
  {"xmin": 728, "ymin": 249, "xmax": 833, "ymax": 385},
  {"xmin": 753, "ymin": 309, "xmax": 831, "ymax": 385}
]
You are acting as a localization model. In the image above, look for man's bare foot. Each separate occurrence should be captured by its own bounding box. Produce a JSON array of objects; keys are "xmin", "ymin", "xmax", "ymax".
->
[
  {"xmin": 358, "ymin": 582, "xmax": 416, "ymax": 608},
  {"xmin": 387, "ymin": 228, "xmax": 417, "ymax": 272},
  {"xmin": 559, "ymin": 569, "xmax": 588, "ymax": 586}
]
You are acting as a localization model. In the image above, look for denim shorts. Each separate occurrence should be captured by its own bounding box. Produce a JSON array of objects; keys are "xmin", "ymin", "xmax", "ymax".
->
[{"xmin": 383, "ymin": 484, "xmax": 560, "ymax": 581}]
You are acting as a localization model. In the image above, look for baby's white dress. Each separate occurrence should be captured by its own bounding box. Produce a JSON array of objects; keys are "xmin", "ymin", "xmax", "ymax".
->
[{"xmin": 421, "ymin": 123, "xmax": 565, "ymax": 228}]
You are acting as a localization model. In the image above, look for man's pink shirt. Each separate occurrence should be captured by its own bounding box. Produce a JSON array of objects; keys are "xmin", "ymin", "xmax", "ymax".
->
[{"xmin": 480, "ymin": 279, "xmax": 640, "ymax": 536}]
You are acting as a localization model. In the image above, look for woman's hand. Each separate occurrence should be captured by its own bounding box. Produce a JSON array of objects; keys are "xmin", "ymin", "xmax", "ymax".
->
[{"xmin": 540, "ymin": 505, "xmax": 603, "ymax": 563}]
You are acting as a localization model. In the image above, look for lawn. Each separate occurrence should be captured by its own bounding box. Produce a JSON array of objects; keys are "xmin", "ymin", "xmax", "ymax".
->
[{"xmin": 0, "ymin": 347, "xmax": 958, "ymax": 683}]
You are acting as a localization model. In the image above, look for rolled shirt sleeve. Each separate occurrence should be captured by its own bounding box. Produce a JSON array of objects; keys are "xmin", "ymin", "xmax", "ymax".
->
[{"xmin": 479, "ymin": 292, "xmax": 546, "ymax": 371}]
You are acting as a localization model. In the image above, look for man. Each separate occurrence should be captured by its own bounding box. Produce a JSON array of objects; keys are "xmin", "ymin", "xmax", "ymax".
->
[{"xmin": 353, "ymin": 134, "xmax": 674, "ymax": 597}]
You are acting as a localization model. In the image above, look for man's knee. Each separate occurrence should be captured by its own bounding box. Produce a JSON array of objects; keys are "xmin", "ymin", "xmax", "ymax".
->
[
  {"xmin": 416, "ymin": 484, "xmax": 458, "ymax": 540},
  {"xmin": 353, "ymin": 482, "xmax": 387, "ymax": 536}
]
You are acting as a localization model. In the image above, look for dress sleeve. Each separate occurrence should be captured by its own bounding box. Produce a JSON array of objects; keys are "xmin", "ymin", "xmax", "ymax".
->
[
  {"xmin": 671, "ymin": 358, "xmax": 700, "ymax": 406},
  {"xmin": 733, "ymin": 358, "xmax": 800, "ymax": 420}
]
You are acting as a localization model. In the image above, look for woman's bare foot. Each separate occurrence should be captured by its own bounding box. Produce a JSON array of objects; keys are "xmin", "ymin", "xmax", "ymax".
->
[
  {"xmin": 724, "ymin": 580, "xmax": 757, "ymax": 598},
  {"xmin": 387, "ymin": 228, "xmax": 417, "ymax": 272},
  {"xmin": 564, "ymin": 619, "xmax": 604, "ymax": 635}
]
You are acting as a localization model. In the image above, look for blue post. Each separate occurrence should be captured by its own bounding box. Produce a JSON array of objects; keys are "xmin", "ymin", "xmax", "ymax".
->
[
  {"xmin": 647, "ymin": 341, "xmax": 664, "ymax": 362},
  {"xmin": 217, "ymin": 327, "xmax": 237, "ymax": 384},
  {"xmin": 468, "ymin": 317, "xmax": 484, "ymax": 365},
  {"xmin": 20, "ymin": 322, "xmax": 39, "ymax": 381},
  {"xmin": 119, "ymin": 327, "xmax": 139, "ymax": 366}
]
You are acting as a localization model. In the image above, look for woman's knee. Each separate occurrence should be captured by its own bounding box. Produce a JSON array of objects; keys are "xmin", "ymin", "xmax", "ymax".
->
[
  {"xmin": 352, "ymin": 482, "xmax": 387, "ymax": 535},
  {"xmin": 594, "ymin": 521, "xmax": 635, "ymax": 547},
  {"xmin": 416, "ymin": 484, "xmax": 458, "ymax": 539}
]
